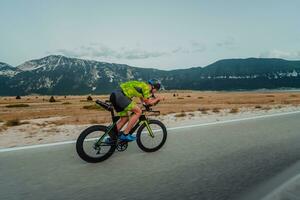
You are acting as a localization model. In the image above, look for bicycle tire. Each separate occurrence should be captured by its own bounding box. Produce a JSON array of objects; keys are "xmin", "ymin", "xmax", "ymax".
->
[
  {"xmin": 136, "ymin": 120, "xmax": 167, "ymax": 152},
  {"xmin": 76, "ymin": 125, "xmax": 117, "ymax": 163}
]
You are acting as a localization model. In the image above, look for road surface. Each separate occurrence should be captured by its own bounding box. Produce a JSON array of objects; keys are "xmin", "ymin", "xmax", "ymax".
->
[{"xmin": 1, "ymin": 112, "xmax": 300, "ymax": 200}]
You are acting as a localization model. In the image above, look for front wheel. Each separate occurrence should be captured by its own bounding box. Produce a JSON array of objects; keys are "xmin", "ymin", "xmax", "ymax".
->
[
  {"xmin": 136, "ymin": 120, "xmax": 167, "ymax": 152},
  {"xmin": 76, "ymin": 125, "xmax": 117, "ymax": 163}
]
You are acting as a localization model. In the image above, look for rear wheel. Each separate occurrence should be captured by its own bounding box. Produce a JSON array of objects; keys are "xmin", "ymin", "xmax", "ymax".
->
[
  {"xmin": 76, "ymin": 125, "xmax": 117, "ymax": 163},
  {"xmin": 136, "ymin": 120, "xmax": 167, "ymax": 152}
]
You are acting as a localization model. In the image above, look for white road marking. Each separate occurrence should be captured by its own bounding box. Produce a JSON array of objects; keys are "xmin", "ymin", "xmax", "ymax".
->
[
  {"xmin": 262, "ymin": 174, "xmax": 300, "ymax": 200},
  {"xmin": 0, "ymin": 140, "xmax": 76, "ymax": 153},
  {"xmin": 1, "ymin": 110, "xmax": 300, "ymax": 153}
]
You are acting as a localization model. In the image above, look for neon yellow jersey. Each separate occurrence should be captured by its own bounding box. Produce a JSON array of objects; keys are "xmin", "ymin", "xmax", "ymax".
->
[{"xmin": 120, "ymin": 81, "xmax": 151, "ymax": 99}]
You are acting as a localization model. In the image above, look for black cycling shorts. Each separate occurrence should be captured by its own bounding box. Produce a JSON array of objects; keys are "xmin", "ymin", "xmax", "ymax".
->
[{"xmin": 109, "ymin": 89, "xmax": 132, "ymax": 112}]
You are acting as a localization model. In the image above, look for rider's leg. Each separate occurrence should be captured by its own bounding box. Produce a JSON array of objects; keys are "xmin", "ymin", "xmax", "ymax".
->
[
  {"xmin": 116, "ymin": 116, "xmax": 129, "ymax": 132},
  {"xmin": 123, "ymin": 105, "xmax": 142, "ymax": 135},
  {"xmin": 106, "ymin": 117, "xmax": 129, "ymax": 143}
]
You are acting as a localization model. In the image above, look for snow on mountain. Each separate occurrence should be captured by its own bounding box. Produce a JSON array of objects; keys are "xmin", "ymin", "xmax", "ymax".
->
[
  {"xmin": 0, "ymin": 62, "xmax": 20, "ymax": 77},
  {"xmin": 17, "ymin": 55, "xmax": 65, "ymax": 71}
]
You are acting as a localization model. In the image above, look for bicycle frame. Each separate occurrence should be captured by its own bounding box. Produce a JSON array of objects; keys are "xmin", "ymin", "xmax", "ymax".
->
[
  {"xmin": 128, "ymin": 115, "xmax": 154, "ymax": 137},
  {"xmin": 94, "ymin": 113, "xmax": 154, "ymax": 147},
  {"xmin": 93, "ymin": 98, "xmax": 160, "ymax": 146}
]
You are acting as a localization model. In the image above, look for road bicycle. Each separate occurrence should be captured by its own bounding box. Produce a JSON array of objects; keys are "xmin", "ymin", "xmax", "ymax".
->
[{"xmin": 76, "ymin": 99, "xmax": 167, "ymax": 163}]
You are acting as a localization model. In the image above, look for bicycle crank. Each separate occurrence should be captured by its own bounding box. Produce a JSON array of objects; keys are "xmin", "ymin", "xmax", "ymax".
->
[{"xmin": 116, "ymin": 141, "xmax": 128, "ymax": 152}]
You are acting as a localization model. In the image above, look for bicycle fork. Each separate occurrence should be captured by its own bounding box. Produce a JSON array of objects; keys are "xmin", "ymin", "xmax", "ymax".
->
[{"xmin": 140, "ymin": 120, "xmax": 155, "ymax": 138}]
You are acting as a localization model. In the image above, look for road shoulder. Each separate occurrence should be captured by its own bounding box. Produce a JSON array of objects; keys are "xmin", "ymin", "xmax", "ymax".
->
[{"xmin": 240, "ymin": 161, "xmax": 300, "ymax": 200}]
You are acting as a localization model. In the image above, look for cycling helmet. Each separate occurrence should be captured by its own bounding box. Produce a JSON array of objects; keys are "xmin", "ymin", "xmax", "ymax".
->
[{"xmin": 148, "ymin": 79, "xmax": 161, "ymax": 90}]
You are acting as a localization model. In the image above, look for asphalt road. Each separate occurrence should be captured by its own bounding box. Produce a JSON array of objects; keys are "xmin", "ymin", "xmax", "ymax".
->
[{"xmin": 1, "ymin": 113, "xmax": 300, "ymax": 200}]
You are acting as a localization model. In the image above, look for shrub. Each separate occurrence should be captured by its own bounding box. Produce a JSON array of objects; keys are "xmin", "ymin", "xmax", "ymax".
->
[
  {"xmin": 198, "ymin": 107, "xmax": 209, "ymax": 114},
  {"xmin": 212, "ymin": 107, "xmax": 220, "ymax": 113},
  {"xmin": 198, "ymin": 107, "xmax": 209, "ymax": 112},
  {"xmin": 5, "ymin": 119, "xmax": 21, "ymax": 126},
  {"xmin": 175, "ymin": 111, "xmax": 186, "ymax": 117},
  {"xmin": 229, "ymin": 108, "xmax": 239, "ymax": 113},
  {"xmin": 62, "ymin": 102, "xmax": 71, "ymax": 105},
  {"xmin": 83, "ymin": 104, "xmax": 103, "ymax": 110},
  {"xmin": 5, "ymin": 119, "xmax": 28, "ymax": 126},
  {"xmin": 255, "ymin": 105, "xmax": 262, "ymax": 109},
  {"xmin": 290, "ymin": 94, "xmax": 298, "ymax": 97},
  {"xmin": 201, "ymin": 110, "xmax": 208, "ymax": 114},
  {"xmin": 173, "ymin": 93, "xmax": 176, "ymax": 97},
  {"xmin": 6, "ymin": 104, "xmax": 29, "ymax": 108},
  {"xmin": 262, "ymin": 106, "xmax": 272, "ymax": 110},
  {"xmin": 186, "ymin": 95, "xmax": 191, "ymax": 98},
  {"xmin": 16, "ymin": 95, "xmax": 21, "ymax": 99},
  {"xmin": 49, "ymin": 96, "xmax": 56, "ymax": 102},
  {"xmin": 198, "ymin": 96, "xmax": 203, "ymax": 99},
  {"xmin": 87, "ymin": 96, "xmax": 93, "ymax": 101}
]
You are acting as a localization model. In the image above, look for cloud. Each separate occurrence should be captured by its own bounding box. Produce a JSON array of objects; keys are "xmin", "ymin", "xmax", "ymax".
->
[
  {"xmin": 216, "ymin": 37, "xmax": 236, "ymax": 48},
  {"xmin": 168, "ymin": 41, "xmax": 206, "ymax": 54},
  {"xmin": 54, "ymin": 44, "xmax": 168, "ymax": 60},
  {"xmin": 259, "ymin": 50, "xmax": 300, "ymax": 60},
  {"xmin": 171, "ymin": 47, "xmax": 183, "ymax": 53},
  {"xmin": 171, "ymin": 47, "xmax": 191, "ymax": 54},
  {"xmin": 122, "ymin": 49, "xmax": 167, "ymax": 59},
  {"xmin": 54, "ymin": 49, "xmax": 86, "ymax": 57},
  {"xmin": 51, "ymin": 40, "xmax": 207, "ymax": 61},
  {"xmin": 190, "ymin": 41, "xmax": 206, "ymax": 52}
]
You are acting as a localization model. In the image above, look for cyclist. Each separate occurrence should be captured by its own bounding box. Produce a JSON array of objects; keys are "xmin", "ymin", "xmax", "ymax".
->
[{"xmin": 108, "ymin": 79, "xmax": 164, "ymax": 142}]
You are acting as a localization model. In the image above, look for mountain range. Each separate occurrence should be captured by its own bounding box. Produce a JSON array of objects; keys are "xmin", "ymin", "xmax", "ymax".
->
[{"xmin": 1, "ymin": 55, "xmax": 300, "ymax": 95}]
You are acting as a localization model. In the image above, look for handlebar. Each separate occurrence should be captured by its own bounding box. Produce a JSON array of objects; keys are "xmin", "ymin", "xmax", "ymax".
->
[
  {"xmin": 140, "ymin": 93, "xmax": 162, "ymax": 114},
  {"xmin": 142, "ymin": 102, "xmax": 160, "ymax": 115}
]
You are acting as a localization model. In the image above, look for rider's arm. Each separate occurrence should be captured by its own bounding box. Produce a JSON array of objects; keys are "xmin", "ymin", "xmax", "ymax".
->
[
  {"xmin": 140, "ymin": 82, "xmax": 164, "ymax": 105},
  {"xmin": 142, "ymin": 96, "xmax": 162, "ymax": 105}
]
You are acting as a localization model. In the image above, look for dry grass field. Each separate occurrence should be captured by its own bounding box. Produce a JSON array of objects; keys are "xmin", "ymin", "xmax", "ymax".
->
[
  {"xmin": 1, "ymin": 91, "xmax": 300, "ymax": 147},
  {"xmin": 1, "ymin": 91, "xmax": 300, "ymax": 128}
]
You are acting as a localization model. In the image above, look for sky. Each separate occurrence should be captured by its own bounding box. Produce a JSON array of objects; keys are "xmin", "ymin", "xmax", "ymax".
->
[{"xmin": 0, "ymin": 0, "xmax": 300, "ymax": 69}]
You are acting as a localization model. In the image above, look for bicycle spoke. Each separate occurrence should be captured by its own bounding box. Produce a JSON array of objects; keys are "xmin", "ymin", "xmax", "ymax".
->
[
  {"xmin": 82, "ymin": 131, "xmax": 112, "ymax": 158},
  {"xmin": 140, "ymin": 123, "xmax": 164, "ymax": 149}
]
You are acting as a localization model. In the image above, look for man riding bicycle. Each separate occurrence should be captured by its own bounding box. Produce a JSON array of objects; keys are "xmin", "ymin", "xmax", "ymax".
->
[{"xmin": 108, "ymin": 79, "xmax": 164, "ymax": 142}]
